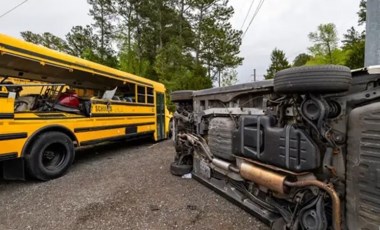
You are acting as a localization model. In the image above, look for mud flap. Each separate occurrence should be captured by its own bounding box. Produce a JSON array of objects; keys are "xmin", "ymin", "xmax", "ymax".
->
[{"xmin": 2, "ymin": 158, "xmax": 25, "ymax": 180}]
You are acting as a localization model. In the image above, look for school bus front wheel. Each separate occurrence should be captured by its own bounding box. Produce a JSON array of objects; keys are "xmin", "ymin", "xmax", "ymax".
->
[{"xmin": 25, "ymin": 132, "xmax": 75, "ymax": 181}]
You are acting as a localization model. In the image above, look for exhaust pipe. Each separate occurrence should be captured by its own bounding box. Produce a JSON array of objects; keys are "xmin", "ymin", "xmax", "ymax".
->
[
  {"xmin": 284, "ymin": 180, "xmax": 341, "ymax": 230},
  {"xmin": 238, "ymin": 161, "xmax": 341, "ymax": 230}
]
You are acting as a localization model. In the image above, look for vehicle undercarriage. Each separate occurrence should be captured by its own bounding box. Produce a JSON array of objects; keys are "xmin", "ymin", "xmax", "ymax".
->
[{"xmin": 170, "ymin": 65, "xmax": 380, "ymax": 230}]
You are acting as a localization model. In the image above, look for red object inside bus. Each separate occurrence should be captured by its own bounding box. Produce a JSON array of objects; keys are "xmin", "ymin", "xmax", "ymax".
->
[{"xmin": 58, "ymin": 91, "xmax": 80, "ymax": 108}]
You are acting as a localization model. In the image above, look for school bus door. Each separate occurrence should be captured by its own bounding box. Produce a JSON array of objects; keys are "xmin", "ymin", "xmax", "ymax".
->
[{"xmin": 156, "ymin": 93, "xmax": 165, "ymax": 140}]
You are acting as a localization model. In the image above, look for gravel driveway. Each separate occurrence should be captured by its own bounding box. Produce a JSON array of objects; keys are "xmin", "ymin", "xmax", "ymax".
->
[{"xmin": 0, "ymin": 140, "xmax": 267, "ymax": 230}]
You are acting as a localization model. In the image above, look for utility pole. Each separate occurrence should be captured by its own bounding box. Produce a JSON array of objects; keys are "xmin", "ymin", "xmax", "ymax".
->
[
  {"xmin": 218, "ymin": 69, "xmax": 221, "ymax": 87},
  {"xmin": 251, "ymin": 69, "xmax": 256, "ymax": 82},
  {"xmin": 365, "ymin": 0, "xmax": 380, "ymax": 66}
]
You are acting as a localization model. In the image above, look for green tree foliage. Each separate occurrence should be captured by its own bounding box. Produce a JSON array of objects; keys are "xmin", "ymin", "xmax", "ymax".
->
[
  {"xmin": 293, "ymin": 53, "xmax": 311, "ymax": 67},
  {"xmin": 306, "ymin": 49, "xmax": 348, "ymax": 66},
  {"xmin": 220, "ymin": 68, "xmax": 238, "ymax": 87},
  {"xmin": 72, "ymin": 25, "xmax": 118, "ymax": 66},
  {"xmin": 264, "ymin": 48, "xmax": 290, "ymax": 79},
  {"xmin": 190, "ymin": 0, "xmax": 243, "ymax": 82},
  {"xmin": 342, "ymin": 27, "xmax": 365, "ymax": 69},
  {"xmin": 340, "ymin": 0, "xmax": 366, "ymax": 69},
  {"xmin": 305, "ymin": 0, "xmax": 367, "ymax": 69},
  {"xmin": 21, "ymin": 31, "xmax": 70, "ymax": 53},
  {"xmin": 358, "ymin": 0, "xmax": 366, "ymax": 25},
  {"xmin": 114, "ymin": 0, "xmax": 139, "ymax": 51},
  {"xmin": 307, "ymin": 23, "xmax": 340, "ymax": 64},
  {"xmin": 20, "ymin": 31, "xmax": 41, "ymax": 44},
  {"xmin": 87, "ymin": 0, "xmax": 118, "ymax": 67},
  {"xmin": 119, "ymin": 44, "xmax": 150, "ymax": 77},
  {"xmin": 66, "ymin": 26, "xmax": 100, "ymax": 59},
  {"xmin": 20, "ymin": 0, "xmax": 242, "ymax": 93}
]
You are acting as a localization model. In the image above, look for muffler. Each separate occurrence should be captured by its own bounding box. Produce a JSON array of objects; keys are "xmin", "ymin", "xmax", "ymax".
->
[{"xmin": 239, "ymin": 161, "xmax": 288, "ymax": 194}]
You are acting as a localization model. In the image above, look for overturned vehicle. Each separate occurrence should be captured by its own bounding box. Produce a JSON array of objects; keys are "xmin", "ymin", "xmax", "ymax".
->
[{"xmin": 170, "ymin": 65, "xmax": 380, "ymax": 230}]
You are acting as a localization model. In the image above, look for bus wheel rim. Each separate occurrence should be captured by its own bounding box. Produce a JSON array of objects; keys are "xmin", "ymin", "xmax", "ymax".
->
[{"xmin": 41, "ymin": 143, "xmax": 67, "ymax": 171}]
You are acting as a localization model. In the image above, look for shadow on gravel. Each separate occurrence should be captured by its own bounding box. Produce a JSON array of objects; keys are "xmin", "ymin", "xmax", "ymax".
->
[
  {"xmin": 74, "ymin": 137, "xmax": 155, "ymax": 163},
  {"xmin": 0, "ymin": 137, "xmax": 158, "ymax": 184}
]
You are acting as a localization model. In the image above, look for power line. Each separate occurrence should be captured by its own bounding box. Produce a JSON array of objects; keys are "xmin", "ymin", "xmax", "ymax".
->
[
  {"xmin": 242, "ymin": 0, "xmax": 266, "ymax": 38},
  {"xmin": 242, "ymin": 0, "xmax": 265, "ymax": 38},
  {"xmin": 0, "ymin": 0, "xmax": 29, "ymax": 19},
  {"xmin": 240, "ymin": 0, "xmax": 255, "ymax": 30}
]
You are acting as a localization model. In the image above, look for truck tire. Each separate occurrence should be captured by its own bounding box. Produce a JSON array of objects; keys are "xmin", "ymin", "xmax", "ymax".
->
[
  {"xmin": 26, "ymin": 132, "xmax": 75, "ymax": 181},
  {"xmin": 170, "ymin": 162, "xmax": 192, "ymax": 176},
  {"xmin": 274, "ymin": 65, "xmax": 352, "ymax": 94}
]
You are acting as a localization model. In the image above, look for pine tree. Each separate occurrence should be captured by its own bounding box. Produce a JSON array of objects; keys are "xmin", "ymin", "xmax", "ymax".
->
[
  {"xmin": 87, "ymin": 0, "xmax": 118, "ymax": 67},
  {"xmin": 264, "ymin": 48, "xmax": 290, "ymax": 80},
  {"xmin": 358, "ymin": 0, "xmax": 366, "ymax": 25},
  {"xmin": 21, "ymin": 31, "xmax": 70, "ymax": 53},
  {"xmin": 190, "ymin": 0, "xmax": 243, "ymax": 83},
  {"xmin": 66, "ymin": 26, "xmax": 99, "ymax": 58},
  {"xmin": 293, "ymin": 53, "xmax": 311, "ymax": 67}
]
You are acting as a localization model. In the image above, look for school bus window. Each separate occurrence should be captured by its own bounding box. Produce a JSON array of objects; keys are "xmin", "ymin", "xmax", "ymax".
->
[
  {"xmin": 115, "ymin": 82, "xmax": 136, "ymax": 102},
  {"xmin": 137, "ymin": 85, "xmax": 146, "ymax": 103},
  {"xmin": 147, "ymin": 87, "xmax": 154, "ymax": 104}
]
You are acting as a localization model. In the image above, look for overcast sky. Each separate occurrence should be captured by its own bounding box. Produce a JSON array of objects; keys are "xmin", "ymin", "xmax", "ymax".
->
[{"xmin": 0, "ymin": 0, "xmax": 363, "ymax": 83}]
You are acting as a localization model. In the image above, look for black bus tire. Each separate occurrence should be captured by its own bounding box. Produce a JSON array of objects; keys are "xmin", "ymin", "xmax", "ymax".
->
[
  {"xmin": 26, "ymin": 131, "xmax": 75, "ymax": 181},
  {"xmin": 274, "ymin": 65, "xmax": 352, "ymax": 94}
]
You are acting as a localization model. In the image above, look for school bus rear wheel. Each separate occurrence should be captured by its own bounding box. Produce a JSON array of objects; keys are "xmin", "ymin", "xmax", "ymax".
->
[{"xmin": 25, "ymin": 132, "xmax": 75, "ymax": 181}]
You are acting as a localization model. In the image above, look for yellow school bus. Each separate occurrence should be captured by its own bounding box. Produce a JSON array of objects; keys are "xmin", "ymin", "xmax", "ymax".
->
[{"xmin": 0, "ymin": 34, "xmax": 171, "ymax": 181}]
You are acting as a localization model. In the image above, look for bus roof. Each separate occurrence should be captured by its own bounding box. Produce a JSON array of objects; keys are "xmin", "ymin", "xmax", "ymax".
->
[{"xmin": 0, "ymin": 33, "xmax": 165, "ymax": 91}]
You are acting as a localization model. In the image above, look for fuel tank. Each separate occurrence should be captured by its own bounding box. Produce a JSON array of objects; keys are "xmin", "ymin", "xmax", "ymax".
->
[{"xmin": 232, "ymin": 115, "xmax": 320, "ymax": 172}]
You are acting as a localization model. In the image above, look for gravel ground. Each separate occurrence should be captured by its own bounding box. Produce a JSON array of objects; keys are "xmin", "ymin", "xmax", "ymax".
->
[{"xmin": 0, "ymin": 140, "xmax": 268, "ymax": 230}]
